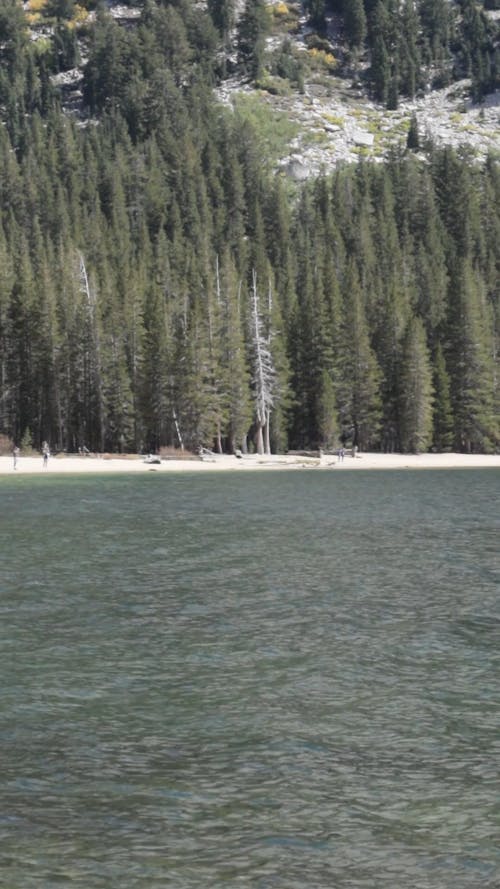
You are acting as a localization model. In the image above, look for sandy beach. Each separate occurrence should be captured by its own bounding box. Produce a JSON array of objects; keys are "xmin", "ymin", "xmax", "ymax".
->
[{"xmin": 1, "ymin": 452, "xmax": 499, "ymax": 475}]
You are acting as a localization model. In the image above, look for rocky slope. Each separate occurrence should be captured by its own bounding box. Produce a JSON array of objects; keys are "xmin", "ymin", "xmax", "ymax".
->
[
  {"xmin": 216, "ymin": 3, "xmax": 500, "ymax": 179},
  {"xmin": 47, "ymin": 1, "xmax": 500, "ymax": 179}
]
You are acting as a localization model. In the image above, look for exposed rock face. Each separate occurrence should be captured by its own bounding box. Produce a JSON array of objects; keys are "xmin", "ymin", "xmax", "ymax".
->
[
  {"xmin": 215, "ymin": 3, "xmax": 500, "ymax": 179},
  {"xmin": 44, "ymin": 1, "xmax": 500, "ymax": 177},
  {"xmin": 107, "ymin": 4, "xmax": 141, "ymax": 20},
  {"xmin": 352, "ymin": 131, "xmax": 374, "ymax": 148},
  {"xmin": 283, "ymin": 157, "xmax": 310, "ymax": 180},
  {"xmin": 219, "ymin": 73, "xmax": 500, "ymax": 179}
]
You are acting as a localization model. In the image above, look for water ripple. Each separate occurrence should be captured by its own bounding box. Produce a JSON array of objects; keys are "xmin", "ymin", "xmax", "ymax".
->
[{"xmin": 0, "ymin": 469, "xmax": 499, "ymax": 887}]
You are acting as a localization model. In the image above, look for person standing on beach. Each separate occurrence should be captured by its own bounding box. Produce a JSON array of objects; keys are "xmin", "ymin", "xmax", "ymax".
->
[
  {"xmin": 13, "ymin": 446, "xmax": 20, "ymax": 469},
  {"xmin": 42, "ymin": 441, "xmax": 50, "ymax": 468}
]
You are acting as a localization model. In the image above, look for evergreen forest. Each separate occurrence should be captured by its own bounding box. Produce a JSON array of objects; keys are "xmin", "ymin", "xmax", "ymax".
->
[{"xmin": 0, "ymin": 0, "xmax": 498, "ymax": 454}]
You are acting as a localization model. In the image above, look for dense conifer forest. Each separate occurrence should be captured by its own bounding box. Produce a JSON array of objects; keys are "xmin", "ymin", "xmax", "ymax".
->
[
  {"xmin": 313, "ymin": 0, "xmax": 500, "ymax": 104},
  {"xmin": 0, "ymin": 0, "xmax": 498, "ymax": 454}
]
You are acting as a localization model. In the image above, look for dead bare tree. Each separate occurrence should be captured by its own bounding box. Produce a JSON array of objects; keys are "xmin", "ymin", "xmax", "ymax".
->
[
  {"xmin": 250, "ymin": 269, "xmax": 275, "ymax": 455},
  {"xmin": 78, "ymin": 252, "xmax": 104, "ymax": 452}
]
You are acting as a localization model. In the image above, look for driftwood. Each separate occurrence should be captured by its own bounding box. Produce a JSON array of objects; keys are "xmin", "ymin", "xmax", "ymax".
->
[{"xmin": 287, "ymin": 450, "xmax": 322, "ymax": 459}]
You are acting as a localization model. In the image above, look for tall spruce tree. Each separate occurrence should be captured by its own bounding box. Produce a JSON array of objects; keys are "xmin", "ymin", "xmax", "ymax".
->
[
  {"xmin": 337, "ymin": 260, "xmax": 382, "ymax": 450},
  {"xmin": 432, "ymin": 343, "xmax": 454, "ymax": 452},
  {"xmin": 446, "ymin": 260, "xmax": 498, "ymax": 452},
  {"xmin": 0, "ymin": 223, "xmax": 14, "ymax": 437},
  {"xmin": 237, "ymin": 0, "xmax": 269, "ymax": 81},
  {"xmin": 398, "ymin": 316, "xmax": 434, "ymax": 453},
  {"xmin": 216, "ymin": 250, "xmax": 253, "ymax": 453},
  {"xmin": 344, "ymin": 0, "xmax": 367, "ymax": 52}
]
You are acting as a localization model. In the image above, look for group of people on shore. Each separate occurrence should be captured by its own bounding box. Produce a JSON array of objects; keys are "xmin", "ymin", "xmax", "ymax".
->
[{"xmin": 12, "ymin": 441, "xmax": 50, "ymax": 469}]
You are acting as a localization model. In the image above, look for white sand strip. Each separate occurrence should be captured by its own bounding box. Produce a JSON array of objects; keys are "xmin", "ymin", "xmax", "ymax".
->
[{"xmin": 1, "ymin": 452, "xmax": 499, "ymax": 475}]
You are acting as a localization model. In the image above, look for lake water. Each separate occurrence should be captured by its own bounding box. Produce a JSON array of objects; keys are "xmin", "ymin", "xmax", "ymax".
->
[{"xmin": 1, "ymin": 469, "xmax": 499, "ymax": 888}]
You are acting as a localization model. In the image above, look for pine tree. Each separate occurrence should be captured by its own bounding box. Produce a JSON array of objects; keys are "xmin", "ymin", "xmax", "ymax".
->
[
  {"xmin": 83, "ymin": 15, "xmax": 129, "ymax": 114},
  {"xmin": 432, "ymin": 343, "xmax": 454, "ymax": 452},
  {"xmin": 405, "ymin": 173, "xmax": 456, "ymax": 344},
  {"xmin": 344, "ymin": 0, "xmax": 367, "ymax": 52},
  {"xmin": 173, "ymin": 298, "xmax": 221, "ymax": 452},
  {"xmin": 431, "ymin": 147, "xmax": 481, "ymax": 267},
  {"xmin": 6, "ymin": 233, "xmax": 36, "ymax": 444},
  {"xmin": 398, "ymin": 316, "xmax": 434, "ymax": 453},
  {"xmin": 316, "ymin": 368, "xmax": 338, "ymax": 450},
  {"xmin": 263, "ymin": 177, "xmax": 297, "ymax": 329},
  {"xmin": 76, "ymin": 251, "xmax": 105, "ymax": 451},
  {"xmin": 0, "ymin": 0, "xmax": 28, "ymax": 85},
  {"xmin": 219, "ymin": 118, "xmax": 247, "ymax": 269},
  {"xmin": 208, "ymin": 0, "xmax": 235, "ymax": 60},
  {"xmin": 216, "ymin": 251, "xmax": 253, "ymax": 452},
  {"xmin": 0, "ymin": 223, "xmax": 14, "ymax": 436},
  {"xmin": 406, "ymin": 113, "xmax": 420, "ymax": 151},
  {"xmin": 237, "ymin": 0, "xmax": 269, "ymax": 81},
  {"xmin": 369, "ymin": 169, "xmax": 409, "ymax": 450},
  {"xmin": 139, "ymin": 231, "xmax": 174, "ymax": 451},
  {"xmin": 337, "ymin": 260, "xmax": 382, "ymax": 450},
  {"xmin": 307, "ymin": 0, "xmax": 326, "ymax": 33},
  {"xmin": 288, "ymin": 187, "xmax": 330, "ymax": 448},
  {"xmin": 370, "ymin": 1, "xmax": 391, "ymax": 104},
  {"xmin": 446, "ymin": 260, "xmax": 498, "ymax": 452},
  {"xmin": 101, "ymin": 328, "xmax": 135, "ymax": 452},
  {"xmin": 266, "ymin": 269, "xmax": 292, "ymax": 454},
  {"xmin": 400, "ymin": 0, "xmax": 420, "ymax": 97},
  {"xmin": 30, "ymin": 235, "xmax": 64, "ymax": 450},
  {"xmin": 44, "ymin": 0, "xmax": 75, "ymax": 22}
]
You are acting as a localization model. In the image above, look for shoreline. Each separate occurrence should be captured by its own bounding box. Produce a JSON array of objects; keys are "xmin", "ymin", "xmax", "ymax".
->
[{"xmin": 1, "ymin": 452, "xmax": 499, "ymax": 475}]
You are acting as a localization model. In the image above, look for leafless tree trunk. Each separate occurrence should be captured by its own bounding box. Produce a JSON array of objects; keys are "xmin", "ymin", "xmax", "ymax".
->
[
  {"xmin": 172, "ymin": 406, "xmax": 184, "ymax": 450},
  {"xmin": 251, "ymin": 270, "xmax": 275, "ymax": 455},
  {"xmin": 79, "ymin": 252, "xmax": 104, "ymax": 452}
]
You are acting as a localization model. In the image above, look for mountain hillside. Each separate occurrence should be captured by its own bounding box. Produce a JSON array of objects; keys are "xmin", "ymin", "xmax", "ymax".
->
[
  {"xmin": 216, "ymin": 0, "xmax": 500, "ymax": 177},
  {"xmin": 16, "ymin": 0, "xmax": 500, "ymax": 176},
  {"xmin": 0, "ymin": 0, "xmax": 498, "ymax": 456}
]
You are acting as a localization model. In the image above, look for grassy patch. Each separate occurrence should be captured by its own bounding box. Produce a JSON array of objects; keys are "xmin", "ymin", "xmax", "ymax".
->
[
  {"xmin": 255, "ymin": 75, "xmax": 293, "ymax": 97},
  {"xmin": 388, "ymin": 118, "xmax": 410, "ymax": 136},
  {"xmin": 352, "ymin": 145, "xmax": 371, "ymax": 157},
  {"xmin": 308, "ymin": 73, "xmax": 336, "ymax": 95},
  {"xmin": 232, "ymin": 94, "xmax": 300, "ymax": 164},
  {"xmin": 323, "ymin": 112, "xmax": 344, "ymax": 127},
  {"xmin": 301, "ymin": 128, "xmax": 330, "ymax": 145},
  {"xmin": 366, "ymin": 118, "xmax": 381, "ymax": 134}
]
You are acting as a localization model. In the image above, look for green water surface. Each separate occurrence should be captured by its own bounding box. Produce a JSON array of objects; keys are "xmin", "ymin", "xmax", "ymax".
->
[{"xmin": 1, "ymin": 470, "xmax": 499, "ymax": 888}]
